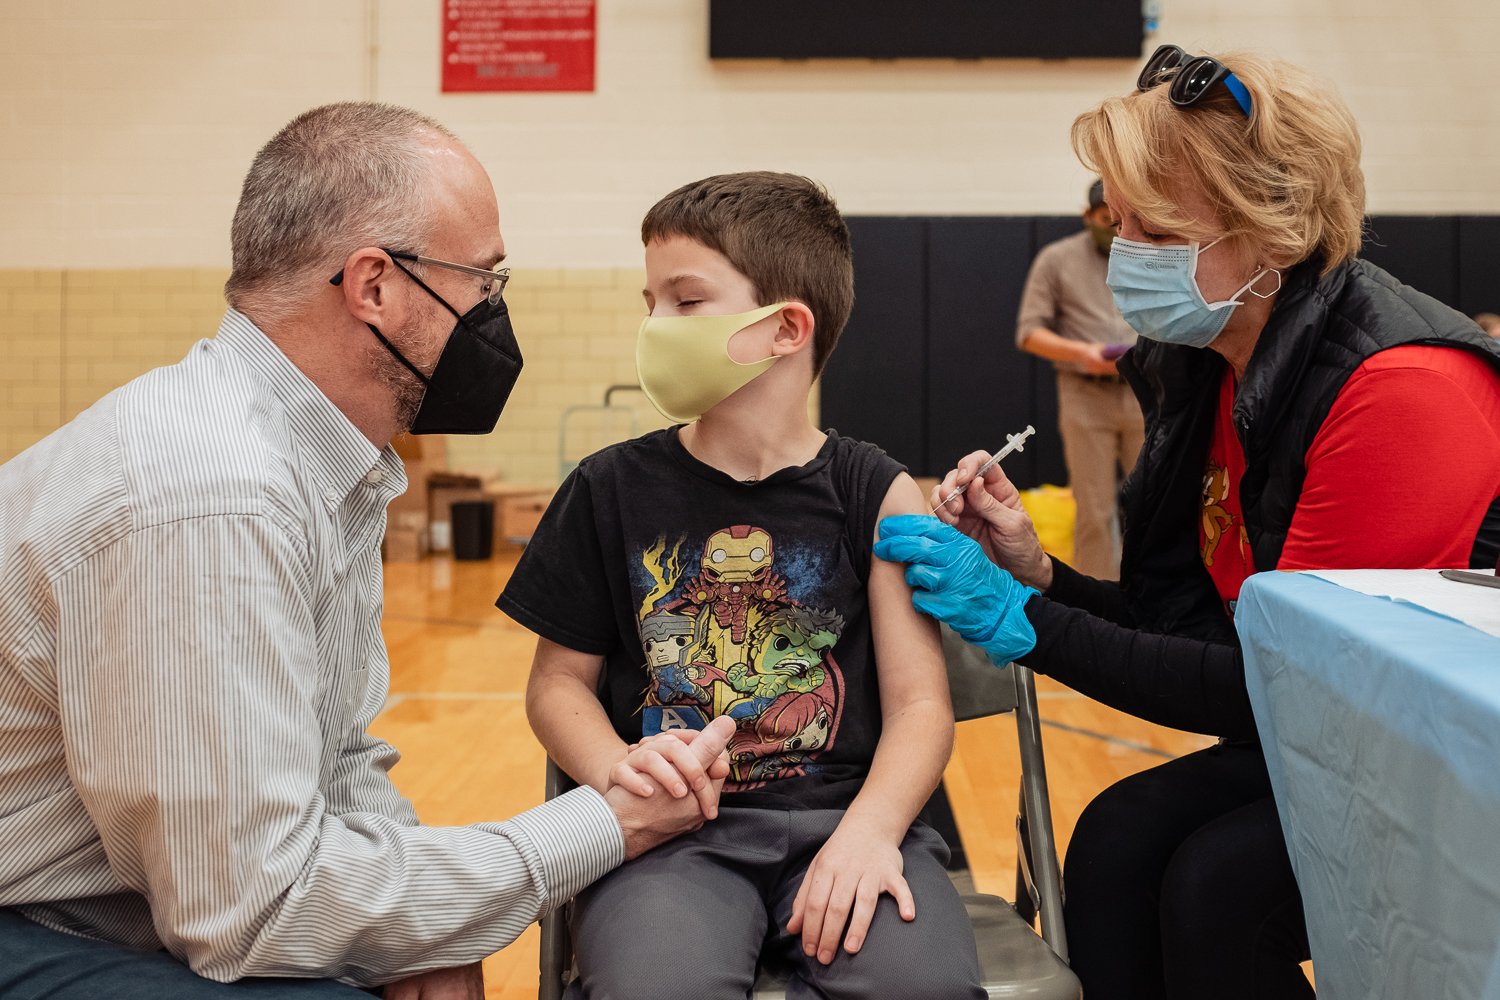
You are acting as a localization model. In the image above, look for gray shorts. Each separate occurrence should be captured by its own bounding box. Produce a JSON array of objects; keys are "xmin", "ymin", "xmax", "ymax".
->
[{"xmin": 566, "ymin": 807, "xmax": 985, "ymax": 1000}]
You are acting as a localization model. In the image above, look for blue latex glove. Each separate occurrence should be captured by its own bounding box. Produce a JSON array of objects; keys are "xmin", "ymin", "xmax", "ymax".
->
[{"xmin": 873, "ymin": 514, "xmax": 1040, "ymax": 665}]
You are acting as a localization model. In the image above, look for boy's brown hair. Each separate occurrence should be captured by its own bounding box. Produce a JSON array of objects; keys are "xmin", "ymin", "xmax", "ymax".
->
[{"xmin": 642, "ymin": 172, "xmax": 854, "ymax": 377}]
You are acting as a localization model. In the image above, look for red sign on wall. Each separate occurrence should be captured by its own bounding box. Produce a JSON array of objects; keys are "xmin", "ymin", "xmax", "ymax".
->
[{"xmin": 441, "ymin": 0, "xmax": 596, "ymax": 93}]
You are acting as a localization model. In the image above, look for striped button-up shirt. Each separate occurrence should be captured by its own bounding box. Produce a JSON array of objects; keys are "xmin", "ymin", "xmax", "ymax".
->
[{"xmin": 0, "ymin": 310, "xmax": 622, "ymax": 985}]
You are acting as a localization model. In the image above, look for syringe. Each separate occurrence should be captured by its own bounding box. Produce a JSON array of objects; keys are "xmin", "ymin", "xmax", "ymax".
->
[{"xmin": 930, "ymin": 425, "xmax": 1037, "ymax": 514}]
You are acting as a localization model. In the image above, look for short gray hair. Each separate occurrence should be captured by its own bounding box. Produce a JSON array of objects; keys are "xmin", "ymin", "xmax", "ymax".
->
[{"xmin": 225, "ymin": 102, "xmax": 458, "ymax": 319}]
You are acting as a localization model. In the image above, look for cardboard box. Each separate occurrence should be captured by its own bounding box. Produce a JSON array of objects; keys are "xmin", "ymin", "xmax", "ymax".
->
[
  {"xmin": 391, "ymin": 433, "xmax": 447, "ymax": 466},
  {"xmin": 382, "ymin": 526, "xmax": 428, "ymax": 562},
  {"xmin": 388, "ymin": 507, "xmax": 427, "ymax": 535},
  {"xmin": 483, "ymin": 481, "xmax": 553, "ymax": 545},
  {"xmin": 388, "ymin": 434, "xmax": 449, "ymax": 540},
  {"xmin": 498, "ymin": 493, "xmax": 551, "ymax": 543}
]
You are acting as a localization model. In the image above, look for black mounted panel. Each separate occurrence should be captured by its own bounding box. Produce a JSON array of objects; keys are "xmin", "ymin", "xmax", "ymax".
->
[
  {"xmin": 926, "ymin": 218, "xmax": 1038, "ymax": 484},
  {"xmin": 1360, "ymin": 216, "xmax": 1460, "ymax": 309},
  {"xmin": 709, "ymin": 0, "xmax": 1144, "ymax": 60},
  {"xmin": 821, "ymin": 217, "xmax": 929, "ymax": 472},
  {"xmin": 1034, "ymin": 216, "xmax": 1082, "ymax": 254},
  {"xmin": 1030, "ymin": 357, "xmax": 1070, "ymax": 487},
  {"xmin": 1458, "ymin": 216, "xmax": 1500, "ymax": 318}
]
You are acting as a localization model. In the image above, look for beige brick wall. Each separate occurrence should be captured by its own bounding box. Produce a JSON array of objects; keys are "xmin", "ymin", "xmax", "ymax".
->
[
  {"xmin": 2, "ymin": 266, "xmax": 815, "ymax": 487},
  {"xmin": 0, "ymin": 271, "xmax": 64, "ymax": 460},
  {"xmin": 59, "ymin": 269, "xmax": 231, "ymax": 425},
  {"xmin": 0, "ymin": 268, "xmax": 229, "ymax": 460}
]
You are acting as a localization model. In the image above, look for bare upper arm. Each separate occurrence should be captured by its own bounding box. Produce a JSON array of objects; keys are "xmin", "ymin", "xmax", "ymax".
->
[
  {"xmin": 526, "ymin": 636, "xmax": 606, "ymax": 695},
  {"xmin": 867, "ymin": 473, "xmax": 952, "ymax": 719}
]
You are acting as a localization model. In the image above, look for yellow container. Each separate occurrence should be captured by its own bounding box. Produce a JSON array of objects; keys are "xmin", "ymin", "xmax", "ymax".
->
[{"xmin": 1018, "ymin": 485, "xmax": 1075, "ymax": 560}]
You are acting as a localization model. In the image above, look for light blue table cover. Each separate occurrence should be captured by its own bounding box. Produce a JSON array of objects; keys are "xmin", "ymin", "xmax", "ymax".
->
[{"xmin": 1238, "ymin": 572, "xmax": 1500, "ymax": 1000}]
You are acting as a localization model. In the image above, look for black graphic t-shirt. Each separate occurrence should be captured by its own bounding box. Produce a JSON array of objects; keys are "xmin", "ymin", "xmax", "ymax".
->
[{"xmin": 498, "ymin": 428, "xmax": 905, "ymax": 811}]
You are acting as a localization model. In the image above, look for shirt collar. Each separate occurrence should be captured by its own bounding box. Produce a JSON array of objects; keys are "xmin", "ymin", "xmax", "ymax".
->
[{"xmin": 214, "ymin": 309, "xmax": 408, "ymax": 510}]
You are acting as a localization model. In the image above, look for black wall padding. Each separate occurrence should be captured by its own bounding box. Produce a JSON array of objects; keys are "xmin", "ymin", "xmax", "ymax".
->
[
  {"xmin": 1458, "ymin": 217, "xmax": 1500, "ymax": 318},
  {"xmin": 822, "ymin": 218, "xmax": 930, "ymax": 474},
  {"xmin": 926, "ymin": 218, "xmax": 1038, "ymax": 487},
  {"xmin": 1360, "ymin": 217, "xmax": 1459, "ymax": 308}
]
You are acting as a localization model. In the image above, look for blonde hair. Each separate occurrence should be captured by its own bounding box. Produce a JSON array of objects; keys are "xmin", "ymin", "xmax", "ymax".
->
[{"xmin": 1071, "ymin": 52, "xmax": 1365, "ymax": 273}]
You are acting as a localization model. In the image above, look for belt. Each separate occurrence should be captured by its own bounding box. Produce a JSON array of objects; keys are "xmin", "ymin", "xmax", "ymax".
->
[{"xmin": 1063, "ymin": 371, "xmax": 1127, "ymax": 385}]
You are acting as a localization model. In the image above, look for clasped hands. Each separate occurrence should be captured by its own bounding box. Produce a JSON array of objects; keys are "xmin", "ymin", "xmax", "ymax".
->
[{"xmin": 603, "ymin": 716, "xmax": 735, "ymax": 860}]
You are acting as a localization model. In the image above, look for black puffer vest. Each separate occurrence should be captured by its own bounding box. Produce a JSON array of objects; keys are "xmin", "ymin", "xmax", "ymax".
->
[{"xmin": 1115, "ymin": 256, "xmax": 1500, "ymax": 643}]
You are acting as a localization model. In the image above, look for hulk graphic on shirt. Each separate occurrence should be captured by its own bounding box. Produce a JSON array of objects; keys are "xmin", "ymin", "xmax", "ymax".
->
[{"xmin": 724, "ymin": 605, "xmax": 842, "ymax": 721}]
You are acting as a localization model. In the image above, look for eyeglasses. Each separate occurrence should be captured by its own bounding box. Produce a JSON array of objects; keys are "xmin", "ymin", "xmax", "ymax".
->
[
  {"xmin": 1137, "ymin": 44, "xmax": 1253, "ymax": 118},
  {"xmin": 330, "ymin": 249, "xmax": 511, "ymax": 306},
  {"xmin": 385, "ymin": 249, "xmax": 510, "ymax": 305}
]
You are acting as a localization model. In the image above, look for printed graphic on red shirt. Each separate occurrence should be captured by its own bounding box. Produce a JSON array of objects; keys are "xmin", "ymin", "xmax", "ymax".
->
[
  {"xmin": 634, "ymin": 526, "xmax": 846, "ymax": 791},
  {"xmin": 1201, "ymin": 370, "xmax": 1254, "ymax": 611},
  {"xmin": 1200, "ymin": 463, "xmax": 1240, "ymax": 568}
]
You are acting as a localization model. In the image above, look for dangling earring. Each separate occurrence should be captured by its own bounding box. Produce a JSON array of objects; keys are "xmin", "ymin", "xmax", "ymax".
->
[{"xmin": 1247, "ymin": 268, "xmax": 1283, "ymax": 299}]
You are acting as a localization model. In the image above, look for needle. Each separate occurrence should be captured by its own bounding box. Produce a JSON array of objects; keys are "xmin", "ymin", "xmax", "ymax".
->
[{"xmin": 930, "ymin": 425, "xmax": 1036, "ymax": 514}]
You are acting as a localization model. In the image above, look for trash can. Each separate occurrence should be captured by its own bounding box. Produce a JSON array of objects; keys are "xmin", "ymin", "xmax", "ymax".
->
[{"xmin": 450, "ymin": 500, "xmax": 494, "ymax": 561}]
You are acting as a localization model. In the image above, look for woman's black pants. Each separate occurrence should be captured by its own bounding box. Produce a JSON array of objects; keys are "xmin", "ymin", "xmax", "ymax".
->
[{"xmin": 1063, "ymin": 740, "xmax": 1314, "ymax": 999}]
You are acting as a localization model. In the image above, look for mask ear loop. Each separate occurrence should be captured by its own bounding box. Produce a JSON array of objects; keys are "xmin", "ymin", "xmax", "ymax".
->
[{"xmin": 724, "ymin": 303, "xmax": 791, "ymax": 367}]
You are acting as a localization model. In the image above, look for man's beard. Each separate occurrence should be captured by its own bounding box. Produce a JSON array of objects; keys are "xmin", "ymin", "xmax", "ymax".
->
[
  {"xmin": 368, "ymin": 320, "xmax": 436, "ymax": 433},
  {"xmin": 385, "ymin": 362, "xmax": 425, "ymax": 433}
]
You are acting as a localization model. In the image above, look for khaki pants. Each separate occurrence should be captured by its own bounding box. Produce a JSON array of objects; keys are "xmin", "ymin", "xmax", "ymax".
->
[{"xmin": 1057, "ymin": 371, "xmax": 1145, "ymax": 580}]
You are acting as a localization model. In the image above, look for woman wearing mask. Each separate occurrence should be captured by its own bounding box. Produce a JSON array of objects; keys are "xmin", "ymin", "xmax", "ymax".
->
[{"xmin": 877, "ymin": 47, "xmax": 1500, "ymax": 998}]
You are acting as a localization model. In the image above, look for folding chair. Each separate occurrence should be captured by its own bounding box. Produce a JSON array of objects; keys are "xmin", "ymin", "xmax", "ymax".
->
[{"xmin": 538, "ymin": 626, "xmax": 1080, "ymax": 999}]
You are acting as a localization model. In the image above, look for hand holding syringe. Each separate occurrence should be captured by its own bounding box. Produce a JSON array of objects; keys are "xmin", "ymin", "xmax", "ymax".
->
[{"xmin": 930, "ymin": 425, "xmax": 1036, "ymax": 514}]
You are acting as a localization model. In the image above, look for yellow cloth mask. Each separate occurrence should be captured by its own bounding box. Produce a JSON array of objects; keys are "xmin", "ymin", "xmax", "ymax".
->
[{"xmin": 635, "ymin": 302, "xmax": 788, "ymax": 422}]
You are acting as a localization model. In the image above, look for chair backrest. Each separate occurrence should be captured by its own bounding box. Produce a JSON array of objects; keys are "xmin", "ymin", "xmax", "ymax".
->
[
  {"xmin": 941, "ymin": 623, "xmax": 1018, "ymax": 721},
  {"xmin": 939, "ymin": 624, "xmax": 1067, "ymax": 959}
]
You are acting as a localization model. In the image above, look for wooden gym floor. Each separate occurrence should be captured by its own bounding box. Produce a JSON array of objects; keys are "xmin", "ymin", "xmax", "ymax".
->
[{"xmin": 374, "ymin": 550, "xmax": 1216, "ymax": 999}]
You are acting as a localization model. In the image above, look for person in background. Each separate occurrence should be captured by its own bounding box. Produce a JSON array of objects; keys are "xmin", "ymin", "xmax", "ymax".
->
[
  {"xmin": 1016, "ymin": 179, "xmax": 1143, "ymax": 579},
  {"xmin": 1475, "ymin": 312, "xmax": 1500, "ymax": 338}
]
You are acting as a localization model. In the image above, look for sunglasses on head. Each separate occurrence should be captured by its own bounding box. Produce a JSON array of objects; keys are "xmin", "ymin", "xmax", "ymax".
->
[{"xmin": 1137, "ymin": 44, "xmax": 1253, "ymax": 118}]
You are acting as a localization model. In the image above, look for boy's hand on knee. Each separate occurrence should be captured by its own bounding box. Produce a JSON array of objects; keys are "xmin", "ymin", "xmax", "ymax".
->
[
  {"xmin": 608, "ymin": 724, "xmax": 731, "ymax": 820},
  {"xmin": 605, "ymin": 717, "xmax": 734, "ymax": 859},
  {"xmin": 786, "ymin": 822, "xmax": 916, "ymax": 965}
]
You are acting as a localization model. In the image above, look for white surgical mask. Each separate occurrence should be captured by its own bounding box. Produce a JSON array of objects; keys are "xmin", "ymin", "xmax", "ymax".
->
[
  {"xmin": 1106, "ymin": 237, "xmax": 1279, "ymax": 349},
  {"xmin": 635, "ymin": 303, "xmax": 787, "ymax": 422}
]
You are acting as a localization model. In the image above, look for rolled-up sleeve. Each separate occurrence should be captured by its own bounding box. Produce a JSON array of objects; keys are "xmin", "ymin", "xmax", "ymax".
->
[
  {"xmin": 52, "ymin": 514, "xmax": 623, "ymax": 985},
  {"xmin": 1016, "ymin": 248, "xmax": 1059, "ymax": 347}
]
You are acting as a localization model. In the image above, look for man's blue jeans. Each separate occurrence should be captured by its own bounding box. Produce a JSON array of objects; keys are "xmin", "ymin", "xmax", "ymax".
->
[{"xmin": 0, "ymin": 909, "xmax": 375, "ymax": 999}]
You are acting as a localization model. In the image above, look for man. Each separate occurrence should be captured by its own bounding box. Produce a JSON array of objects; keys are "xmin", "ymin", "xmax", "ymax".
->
[
  {"xmin": 0, "ymin": 102, "xmax": 731, "ymax": 999},
  {"xmin": 1016, "ymin": 180, "xmax": 1143, "ymax": 579}
]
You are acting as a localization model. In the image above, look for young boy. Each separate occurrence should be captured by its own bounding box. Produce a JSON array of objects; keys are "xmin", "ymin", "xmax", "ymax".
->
[{"xmin": 498, "ymin": 172, "xmax": 984, "ymax": 999}]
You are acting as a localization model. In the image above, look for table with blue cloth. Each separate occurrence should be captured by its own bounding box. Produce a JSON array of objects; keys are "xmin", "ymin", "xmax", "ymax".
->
[{"xmin": 1237, "ymin": 570, "xmax": 1500, "ymax": 1000}]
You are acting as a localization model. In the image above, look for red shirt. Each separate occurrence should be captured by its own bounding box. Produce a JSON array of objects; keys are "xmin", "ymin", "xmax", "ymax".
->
[
  {"xmin": 1200, "ymin": 345, "xmax": 1500, "ymax": 611},
  {"xmin": 1201, "ymin": 370, "xmax": 1253, "ymax": 605}
]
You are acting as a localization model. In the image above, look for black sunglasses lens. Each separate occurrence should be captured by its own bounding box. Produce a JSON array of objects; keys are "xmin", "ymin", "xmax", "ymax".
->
[
  {"xmin": 1139, "ymin": 45, "xmax": 1184, "ymax": 89},
  {"xmin": 1173, "ymin": 58, "xmax": 1221, "ymax": 103}
]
